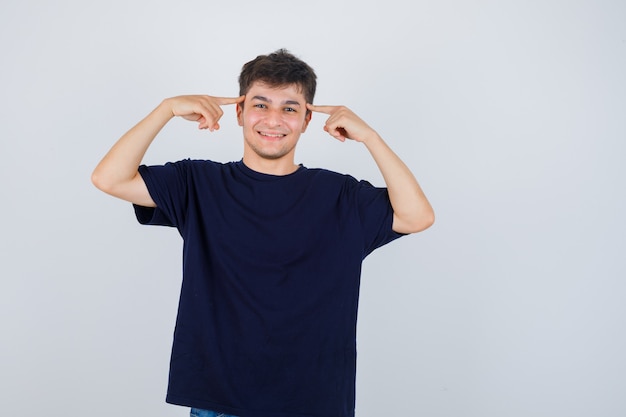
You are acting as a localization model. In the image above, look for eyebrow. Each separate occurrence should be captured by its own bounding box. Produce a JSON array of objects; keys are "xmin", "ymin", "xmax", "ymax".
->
[{"xmin": 250, "ymin": 95, "xmax": 302, "ymax": 106}]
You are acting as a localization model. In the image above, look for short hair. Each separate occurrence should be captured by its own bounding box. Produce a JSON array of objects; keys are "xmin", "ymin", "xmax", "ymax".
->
[{"xmin": 238, "ymin": 49, "xmax": 317, "ymax": 105}]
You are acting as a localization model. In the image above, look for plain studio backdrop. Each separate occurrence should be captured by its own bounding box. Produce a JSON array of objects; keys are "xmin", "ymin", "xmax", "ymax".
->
[{"xmin": 1, "ymin": 1, "xmax": 624, "ymax": 416}]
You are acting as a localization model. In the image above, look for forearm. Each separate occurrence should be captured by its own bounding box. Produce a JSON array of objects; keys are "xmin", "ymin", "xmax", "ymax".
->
[
  {"xmin": 92, "ymin": 101, "xmax": 173, "ymax": 192},
  {"xmin": 363, "ymin": 133, "xmax": 434, "ymax": 234}
]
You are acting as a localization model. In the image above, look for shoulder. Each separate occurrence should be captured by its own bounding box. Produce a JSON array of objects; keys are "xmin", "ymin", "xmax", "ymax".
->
[
  {"xmin": 154, "ymin": 158, "xmax": 233, "ymax": 176},
  {"xmin": 138, "ymin": 159, "xmax": 233, "ymax": 190},
  {"xmin": 304, "ymin": 166, "xmax": 358, "ymax": 184},
  {"xmin": 305, "ymin": 168, "xmax": 382, "ymax": 195},
  {"xmin": 169, "ymin": 158, "xmax": 223, "ymax": 169}
]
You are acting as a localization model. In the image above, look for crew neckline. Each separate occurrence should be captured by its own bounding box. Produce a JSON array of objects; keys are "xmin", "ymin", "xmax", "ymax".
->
[{"xmin": 234, "ymin": 160, "xmax": 306, "ymax": 180}]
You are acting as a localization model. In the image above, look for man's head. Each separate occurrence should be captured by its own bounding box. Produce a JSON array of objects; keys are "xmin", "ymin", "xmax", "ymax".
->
[
  {"xmin": 238, "ymin": 49, "xmax": 317, "ymax": 107},
  {"xmin": 235, "ymin": 50, "xmax": 317, "ymax": 170}
]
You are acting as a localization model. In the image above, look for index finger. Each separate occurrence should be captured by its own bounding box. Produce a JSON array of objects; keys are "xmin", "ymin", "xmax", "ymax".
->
[
  {"xmin": 306, "ymin": 103, "xmax": 339, "ymax": 114},
  {"xmin": 216, "ymin": 95, "xmax": 245, "ymax": 106}
]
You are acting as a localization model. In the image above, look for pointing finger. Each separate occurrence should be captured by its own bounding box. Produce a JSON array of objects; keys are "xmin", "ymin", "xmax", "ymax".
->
[
  {"xmin": 217, "ymin": 95, "xmax": 245, "ymax": 106},
  {"xmin": 306, "ymin": 103, "xmax": 339, "ymax": 114}
]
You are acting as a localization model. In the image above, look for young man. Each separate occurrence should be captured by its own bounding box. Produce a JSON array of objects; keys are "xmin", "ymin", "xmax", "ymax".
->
[{"xmin": 92, "ymin": 49, "xmax": 434, "ymax": 417}]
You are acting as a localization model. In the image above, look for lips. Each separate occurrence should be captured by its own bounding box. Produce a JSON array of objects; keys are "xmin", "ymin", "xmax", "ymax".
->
[{"xmin": 258, "ymin": 131, "xmax": 287, "ymax": 140}]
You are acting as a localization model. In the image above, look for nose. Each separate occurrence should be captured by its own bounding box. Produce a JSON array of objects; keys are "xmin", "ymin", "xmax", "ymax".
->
[{"xmin": 264, "ymin": 108, "xmax": 283, "ymax": 127}]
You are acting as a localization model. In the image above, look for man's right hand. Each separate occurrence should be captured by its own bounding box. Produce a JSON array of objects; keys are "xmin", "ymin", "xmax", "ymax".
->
[{"xmin": 166, "ymin": 95, "xmax": 245, "ymax": 131}]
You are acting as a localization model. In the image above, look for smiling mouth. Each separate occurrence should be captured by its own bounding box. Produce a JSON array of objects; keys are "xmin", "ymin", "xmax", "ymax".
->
[{"xmin": 258, "ymin": 131, "xmax": 286, "ymax": 139}]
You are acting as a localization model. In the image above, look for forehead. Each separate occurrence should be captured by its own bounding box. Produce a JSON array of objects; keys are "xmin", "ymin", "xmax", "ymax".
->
[{"xmin": 246, "ymin": 81, "xmax": 306, "ymax": 103}]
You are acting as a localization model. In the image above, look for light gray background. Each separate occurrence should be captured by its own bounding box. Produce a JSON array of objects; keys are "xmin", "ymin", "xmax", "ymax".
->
[{"xmin": 1, "ymin": 1, "xmax": 625, "ymax": 416}]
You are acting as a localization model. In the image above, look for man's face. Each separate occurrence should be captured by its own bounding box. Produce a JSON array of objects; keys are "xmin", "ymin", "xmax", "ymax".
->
[{"xmin": 237, "ymin": 82, "xmax": 311, "ymax": 163}]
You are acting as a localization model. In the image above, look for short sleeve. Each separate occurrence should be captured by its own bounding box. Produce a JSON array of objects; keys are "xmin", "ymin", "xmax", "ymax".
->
[
  {"xmin": 355, "ymin": 179, "xmax": 406, "ymax": 257},
  {"xmin": 132, "ymin": 161, "xmax": 190, "ymax": 229},
  {"xmin": 133, "ymin": 204, "xmax": 175, "ymax": 227}
]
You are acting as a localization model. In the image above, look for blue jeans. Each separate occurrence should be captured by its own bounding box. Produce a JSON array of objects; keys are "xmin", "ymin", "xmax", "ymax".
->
[{"xmin": 190, "ymin": 408, "xmax": 238, "ymax": 417}]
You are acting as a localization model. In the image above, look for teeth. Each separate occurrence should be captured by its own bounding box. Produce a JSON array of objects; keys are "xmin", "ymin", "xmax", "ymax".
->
[{"xmin": 260, "ymin": 132, "xmax": 285, "ymax": 138}]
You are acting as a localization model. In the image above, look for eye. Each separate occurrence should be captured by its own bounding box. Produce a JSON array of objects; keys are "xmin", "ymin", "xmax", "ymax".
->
[
  {"xmin": 284, "ymin": 107, "xmax": 297, "ymax": 113},
  {"xmin": 254, "ymin": 103, "xmax": 267, "ymax": 109}
]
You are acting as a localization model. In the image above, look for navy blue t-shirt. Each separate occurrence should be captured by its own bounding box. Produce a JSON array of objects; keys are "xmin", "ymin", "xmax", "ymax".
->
[{"xmin": 134, "ymin": 159, "xmax": 404, "ymax": 417}]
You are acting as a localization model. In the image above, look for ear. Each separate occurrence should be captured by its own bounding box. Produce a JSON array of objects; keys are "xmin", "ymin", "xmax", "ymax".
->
[
  {"xmin": 301, "ymin": 110, "xmax": 312, "ymax": 133},
  {"xmin": 236, "ymin": 103, "xmax": 244, "ymax": 126}
]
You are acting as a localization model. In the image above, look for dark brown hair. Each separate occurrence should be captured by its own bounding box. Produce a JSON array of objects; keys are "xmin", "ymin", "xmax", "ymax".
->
[{"xmin": 238, "ymin": 49, "xmax": 317, "ymax": 105}]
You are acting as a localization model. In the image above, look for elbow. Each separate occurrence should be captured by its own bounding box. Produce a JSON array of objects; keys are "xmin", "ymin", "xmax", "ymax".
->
[
  {"xmin": 91, "ymin": 169, "xmax": 103, "ymax": 190},
  {"xmin": 422, "ymin": 210, "xmax": 436, "ymax": 231},
  {"xmin": 394, "ymin": 208, "xmax": 435, "ymax": 234},
  {"xmin": 411, "ymin": 209, "xmax": 436, "ymax": 233},
  {"xmin": 91, "ymin": 169, "xmax": 105, "ymax": 191},
  {"xmin": 91, "ymin": 169, "xmax": 114, "ymax": 195}
]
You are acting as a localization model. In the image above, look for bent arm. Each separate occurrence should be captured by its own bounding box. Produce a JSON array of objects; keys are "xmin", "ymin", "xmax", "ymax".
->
[
  {"xmin": 91, "ymin": 95, "xmax": 244, "ymax": 207},
  {"xmin": 91, "ymin": 102, "xmax": 174, "ymax": 207},
  {"xmin": 306, "ymin": 104, "xmax": 434, "ymax": 234},
  {"xmin": 362, "ymin": 133, "xmax": 435, "ymax": 234}
]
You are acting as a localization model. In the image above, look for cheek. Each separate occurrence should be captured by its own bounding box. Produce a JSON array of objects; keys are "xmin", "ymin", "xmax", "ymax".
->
[
  {"xmin": 289, "ymin": 116, "xmax": 307, "ymax": 131},
  {"xmin": 241, "ymin": 113, "xmax": 260, "ymax": 128}
]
